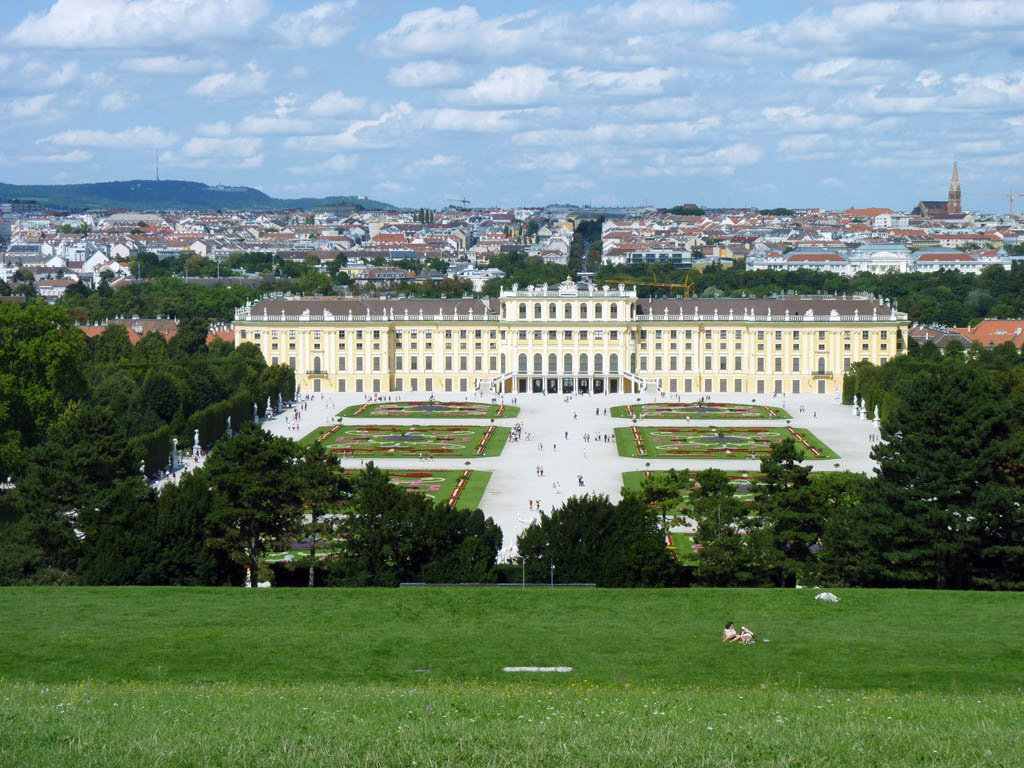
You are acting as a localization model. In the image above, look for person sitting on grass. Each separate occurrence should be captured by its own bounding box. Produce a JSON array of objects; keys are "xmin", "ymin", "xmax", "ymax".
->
[
  {"xmin": 722, "ymin": 622, "xmax": 740, "ymax": 642},
  {"xmin": 739, "ymin": 626, "xmax": 755, "ymax": 644}
]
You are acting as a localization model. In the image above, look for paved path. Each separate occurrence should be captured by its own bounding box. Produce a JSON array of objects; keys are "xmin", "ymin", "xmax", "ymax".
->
[{"xmin": 264, "ymin": 390, "xmax": 880, "ymax": 559}]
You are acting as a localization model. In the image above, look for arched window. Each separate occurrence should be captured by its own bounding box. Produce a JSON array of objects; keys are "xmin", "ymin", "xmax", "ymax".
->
[
  {"xmin": 595, "ymin": 304, "xmax": 603, "ymax": 319},
  {"xmin": 564, "ymin": 353, "xmax": 573, "ymax": 373},
  {"xmin": 533, "ymin": 353, "xmax": 542, "ymax": 373},
  {"xmin": 313, "ymin": 356, "xmax": 322, "ymax": 373},
  {"xmin": 564, "ymin": 303, "xmax": 572, "ymax": 320},
  {"xmin": 548, "ymin": 353, "xmax": 557, "ymax": 373},
  {"xmin": 580, "ymin": 304, "xmax": 588, "ymax": 319},
  {"xmin": 549, "ymin": 303, "xmax": 557, "ymax": 319},
  {"xmin": 817, "ymin": 357, "xmax": 826, "ymax": 374},
  {"xmin": 518, "ymin": 303, "xmax": 526, "ymax": 319},
  {"xmin": 609, "ymin": 353, "xmax": 619, "ymax": 373},
  {"xmin": 594, "ymin": 353, "xmax": 604, "ymax": 373},
  {"xmin": 534, "ymin": 303, "xmax": 542, "ymax": 319},
  {"xmin": 610, "ymin": 303, "xmax": 618, "ymax": 319},
  {"xmin": 518, "ymin": 353, "xmax": 527, "ymax": 373},
  {"xmin": 579, "ymin": 353, "xmax": 589, "ymax": 374}
]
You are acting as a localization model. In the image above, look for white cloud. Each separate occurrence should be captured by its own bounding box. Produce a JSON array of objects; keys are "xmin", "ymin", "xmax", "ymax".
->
[
  {"xmin": 642, "ymin": 142, "xmax": 762, "ymax": 176},
  {"xmin": 308, "ymin": 90, "xmax": 366, "ymax": 116},
  {"xmin": 517, "ymin": 152, "xmax": 582, "ymax": 172},
  {"xmin": 284, "ymin": 102, "xmax": 414, "ymax": 151},
  {"xmin": 188, "ymin": 62, "xmax": 267, "ymax": 98},
  {"xmin": 776, "ymin": 133, "xmax": 830, "ymax": 154},
  {"xmin": 39, "ymin": 125, "xmax": 178, "ymax": 148},
  {"xmin": 198, "ymin": 121, "xmax": 232, "ymax": 137},
  {"xmin": 120, "ymin": 56, "xmax": 220, "ymax": 75},
  {"xmin": 6, "ymin": 94, "xmax": 56, "ymax": 119},
  {"xmin": 406, "ymin": 153, "xmax": 463, "ymax": 176},
  {"xmin": 376, "ymin": 5, "xmax": 536, "ymax": 58},
  {"xmin": 762, "ymin": 106, "xmax": 863, "ymax": 131},
  {"xmin": 847, "ymin": 85, "xmax": 937, "ymax": 115},
  {"xmin": 45, "ymin": 61, "xmax": 79, "ymax": 87},
  {"xmin": 563, "ymin": 67, "xmax": 678, "ymax": 95},
  {"xmin": 916, "ymin": 69, "xmax": 943, "ymax": 88},
  {"xmin": 605, "ymin": 0, "xmax": 733, "ymax": 29},
  {"xmin": 513, "ymin": 117, "xmax": 719, "ymax": 146},
  {"xmin": 388, "ymin": 60, "xmax": 465, "ymax": 88},
  {"xmin": 792, "ymin": 58, "xmax": 899, "ymax": 86},
  {"xmin": 423, "ymin": 108, "xmax": 519, "ymax": 132},
  {"xmin": 100, "ymin": 91, "xmax": 134, "ymax": 111},
  {"xmin": 276, "ymin": 1, "xmax": 354, "ymax": 47},
  {"xmin": 183, "ymin": 136, "xmax": 262, "ymax": 158},
  {"xmin": 239, "ymin": 115, "xmax": 315, "ymax": 134},
  {"xmin": 7, "ymin": 0, "xmax": 270, "ymax": 49},
  {"xmin": 288, "ymin": 153, "xmax": 359, "ymax": 175},
  {"xmin": 21, "ymin": 149, "xmax": 93, "ymax": 163},
  {"xmin": 454, "ymin": 66, "xmax": 554, "ymax": 106}
]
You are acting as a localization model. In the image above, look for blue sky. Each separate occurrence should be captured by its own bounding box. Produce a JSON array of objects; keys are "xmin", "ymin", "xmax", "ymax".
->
[{"xmin": 1, "ymin": 0, "xmax": 1022, "ymax": 211}]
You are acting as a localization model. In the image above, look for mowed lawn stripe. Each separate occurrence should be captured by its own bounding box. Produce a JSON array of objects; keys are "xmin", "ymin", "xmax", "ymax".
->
[{"xmin": 0, "ymin": 588, "xmax": 1019, "ymax": 692}]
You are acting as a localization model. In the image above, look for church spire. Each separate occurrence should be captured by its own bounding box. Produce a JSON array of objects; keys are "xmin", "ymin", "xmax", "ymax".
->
[{"xmin": 947, "ymin": 161, "xmax": 962, "ymax": 214}]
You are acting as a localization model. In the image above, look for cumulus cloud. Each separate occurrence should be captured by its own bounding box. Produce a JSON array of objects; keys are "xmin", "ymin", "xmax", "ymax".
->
[
  {"xmin": 183, "ymin": 136, "xmax": 262, "ymax": 158},
  {"xmin": 188, "ymin": 62, "xmax": 267, "ymax": 98},
  {"xmin": 21, "ymin": 149, "xmax": 93, "ymax": 163},
  {"xmin": 39, "ymin": 125, "xmax": 178, "ymax": 148},
  {"xmin": 100, "ymin": 91, "xmax": 134, "ymax": 111},
  {"xmin": 120, "ymin": 56, "xmax": 221, "ymax": 75},
  {"xmin": 6, "ymin": 0, "xmax": 270, "ymax": 49},
  {"xmin": 454, "ymin": 66, "xmax": 554, "ymax": 106},
  {"xmin": 422, "ymin": 108, "xmax": 520, "ymax": 132},
  {"xmin": 6, "ymin": 94, "xmax": 56, "ymax": 119},
  {"xmin": 197, "ymin": 121, "xmax": 232, "ymax": 137},
  {"xmin": 239, "ymin": 115, "xmax": 315, "ymax": 134},
  {"xmin": 276, "ymin": 1, "xmax": 354, "ymax": 47},
  {"xmin": 288, "ymin": 153, "xmax": 359, "ymax": 175},
  {"xmin": 308, "ymin": 90, "xmax": 366, "ymax": 116},
  {"xmin": 563, "ymin": 67, "xmax": 678, "ymax": 95},
  {"xmin": 284, "ymin": 102, "xmax": 414, "ymax": 151},
  {"xmin": 388, "ymin": 60, "xmax": 465, "ymax": 88}
]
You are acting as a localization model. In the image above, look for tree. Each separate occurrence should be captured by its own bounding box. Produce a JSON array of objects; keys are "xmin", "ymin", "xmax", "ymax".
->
[
  {"xmin": 203, "ymin": 423, "xmax": 304, "ymax": 580},
  {"xmin": 517, "ymin": 493, "xmax": 681, "ymax": 587},
  {"xmin": 755, "ymin": 437, "xmax": 816, "ymax": 586},
  {"xmin": 331, "ymin": 463, "xmax": 501, "ymax": 586},
  {"xmin": 870, "ymin": 361, "xmax": 1022, "ymax": 588},
  {"xmin": 297, "ymin": 442, "xmax": 350, "ymax": 587},
  {"xmin": 640, "ymin": 469, "xmax": 691, "ymax": 527},
  {"xmin": 691, "ymin": 469, "xmax": 774, "ymax": 586}
]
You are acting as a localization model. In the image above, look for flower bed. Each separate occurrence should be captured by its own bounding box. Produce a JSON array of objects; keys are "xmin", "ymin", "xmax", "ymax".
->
[
  {"xmin": 615, "ymin": 426, "xmax": 836, "ymax": 459},
  {"xmin": 313, "ymin": 424, "xmax": 509, "ymax": 458},
  {"xmin": 611, "ymin": 402, "xmax": 791, "ymax": 420},
  {"xmin": 339, "ymin": 401, "xmax": 519, "ymax": 419}
]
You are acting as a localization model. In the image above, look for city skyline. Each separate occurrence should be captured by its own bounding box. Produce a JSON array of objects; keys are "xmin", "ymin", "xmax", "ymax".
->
[{"xmin": 1, "ymin": 0, "xmax": 1022, "ymax": 211}]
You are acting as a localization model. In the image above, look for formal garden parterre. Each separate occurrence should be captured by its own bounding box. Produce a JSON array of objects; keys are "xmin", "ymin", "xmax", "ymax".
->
[
  {"xmin": 615, "ymin": 425, "xmax": 837, "ymax": 459},
  {"xmin": 303, "ymin": 423, "xmax": 509, "ymax": 458},
  {"xmin": 339, "ymin": 401, "xmax": 519, "ymax": 419},
  {"xmin": 340, "ymin": 468, "xmax": 491, "ymax": 510},
  {"xmin": 611, "ymin": 401, "xmax": 792, "ymax": 420}
]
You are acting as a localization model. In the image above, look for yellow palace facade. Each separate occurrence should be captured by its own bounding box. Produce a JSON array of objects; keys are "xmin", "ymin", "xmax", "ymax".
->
[{"xmin": 233, "ymin": 280, "xmax": 909, "ymax": 397}]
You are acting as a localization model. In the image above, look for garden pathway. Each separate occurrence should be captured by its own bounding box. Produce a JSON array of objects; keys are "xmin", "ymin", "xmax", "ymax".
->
[{"xmin": 265, "ymin": 389, "xmax": 880, "ymax": 560}]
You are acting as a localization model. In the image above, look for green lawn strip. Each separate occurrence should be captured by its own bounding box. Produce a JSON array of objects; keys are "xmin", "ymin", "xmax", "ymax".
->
[
  {"xmin": 614, "ymin": 426, "xmax": 837, "ymax": 460},
  {"xmin": 1, "ymin": 680, "xmax": 1018, "ymax": 768},
  {"xmin": 339, "ymin": 402, "xmax": 520, "ymax": 419},
  {"xmin": 0, "ymin": 588, "xmax": 1019, "ymax": 693},
  {"xmin": 609, "ymin": 403, "xmax": 792, "ymax": 419},
  {"xmin": 301, "ymin": 424, "xmax": 510, "ymax": 458}
]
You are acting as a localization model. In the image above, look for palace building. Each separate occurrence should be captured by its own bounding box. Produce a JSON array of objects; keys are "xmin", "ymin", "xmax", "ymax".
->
[{"xmin": 233, "ymin": 280, "xmax": 909, "ymax": 397}]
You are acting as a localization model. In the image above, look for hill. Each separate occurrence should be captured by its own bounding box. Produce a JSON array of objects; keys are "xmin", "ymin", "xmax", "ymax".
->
[
  {"xmin": 1, "ymin": 588, "xmax": 1019, "ymax": 767},
  {"xmin": 0, "ymin": 179, "xmax": 395, "ymax": 212}
]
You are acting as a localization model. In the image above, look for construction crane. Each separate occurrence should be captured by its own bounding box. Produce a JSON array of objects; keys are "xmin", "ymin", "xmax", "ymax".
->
[
  {"xmin": 602, "ymin": 274, "xmax": 696, "ymax": 298},
  {"xmin": 999, "ymin": 189, "xmax": 1023, "ymax": 217},
  {"xmin": 447, "ymin": 198, "xmax": 471, "ymax": 208}
]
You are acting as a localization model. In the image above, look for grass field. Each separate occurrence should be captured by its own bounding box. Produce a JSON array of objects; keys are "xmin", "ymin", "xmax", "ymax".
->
[
  {"xmin": 615, "ymin": 425, "xmax": 838, "ymax": 460},
  {"xmin": 300, "ymin": 424, "xmax": 510, "ymax": 458},
  {"xmin": 339, "ymin": 401, "xmax": 520, "ymax": 419},
  {"xmin": 610, "ymin": 402, "xmax": 792, "ymax": 420},
  {"xmin": 1, "ymin": 589, "xmax": 1020, "ymax": 767}
]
